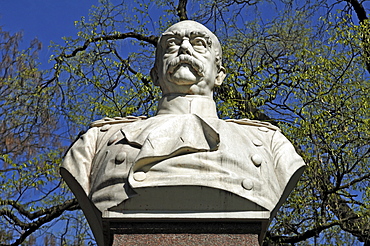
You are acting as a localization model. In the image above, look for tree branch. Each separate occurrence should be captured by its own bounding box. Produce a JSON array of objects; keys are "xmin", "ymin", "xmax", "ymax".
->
[
  {"xmin": 345, "ymin": 0, "xmax": 368, "ymax": 22},
  {"xmin": 177, "ymin": 0, "xmax": 188, "ymax": 21},
  {"xmin": 39, "ymin": 32, "xmax": 159, "ymax": 90},
  {"xmin": 61, "ymin": 32, "xmax": 158, "ymax": 59},
  {"xmin": 1, "ymin": 199, "xmax": 79, "ymax": 246},
  {"xmin": 326, "ymin": 172, "xmax": 370, "ymax": 194},
  {"xmin": 327, "ymin": 194, "xmax": 370, "ymax": 244},
  {"xmin": 344, "ymin": 0, "xmax": 370, "ymax": 73},
  {"xmin": 265, "ymin": 220, "xmax": 342, "ymax": 244}
]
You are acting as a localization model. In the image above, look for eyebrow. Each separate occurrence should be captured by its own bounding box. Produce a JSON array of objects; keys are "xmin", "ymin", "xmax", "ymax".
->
[
  {"xmin": 161, "ymin": 30, "xmax": 212, "ymax": 46},
  {"xmin": 163, "ymin": 30, "xmax": 207, "ymax": 37}
]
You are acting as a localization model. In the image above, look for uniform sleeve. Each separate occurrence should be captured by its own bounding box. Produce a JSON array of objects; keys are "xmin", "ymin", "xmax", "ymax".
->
[
  {"xmin": 60, "ymin": 127, "xmax": 99, "ymax": 195},
  {"xmin": 60, "ymin": 127, "xmax": 107, "ymax": 246},
  {"xmin": 271, "ymin": 130, "xmax": 306, "ymax": 193}
]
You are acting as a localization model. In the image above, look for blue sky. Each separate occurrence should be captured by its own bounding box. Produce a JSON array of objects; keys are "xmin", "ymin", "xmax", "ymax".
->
[{"xmin": 0, "ymin": 0, "xmax": 98, "ymax": 65}]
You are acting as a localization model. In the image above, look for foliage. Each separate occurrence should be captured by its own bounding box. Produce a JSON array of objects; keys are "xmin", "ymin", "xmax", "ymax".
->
[
  {"xmin": 0, "ymin": 28, "xmax": 87, "ymax": 245},
  {"xmin": 1, "ymin": 0, "xmax": 369, "ymax": 245}
]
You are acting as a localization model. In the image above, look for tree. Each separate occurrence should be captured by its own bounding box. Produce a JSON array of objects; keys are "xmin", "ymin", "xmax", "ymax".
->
[
  {"xmin": 1, "ymin": 0, "xmax": 369, "ymax": 245},
  {"xmin": 0, "ymin": 28, "xmax": 88, "ymax": 245}
]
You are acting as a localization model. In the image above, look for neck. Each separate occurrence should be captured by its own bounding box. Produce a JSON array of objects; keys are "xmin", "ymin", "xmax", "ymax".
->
[{"xmin": 156, "ymin": 94, "xmax": 219, "ymax": 118}]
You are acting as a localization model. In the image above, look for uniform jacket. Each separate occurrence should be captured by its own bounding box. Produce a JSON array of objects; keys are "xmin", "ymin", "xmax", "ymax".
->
[{"xmin": 61, "ymin": 95, "xmax": 305, "ymax": 216}]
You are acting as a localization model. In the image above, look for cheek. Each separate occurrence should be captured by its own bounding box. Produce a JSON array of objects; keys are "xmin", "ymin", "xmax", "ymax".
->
[
  {"xmin": 163, "ymin": 53, "xmax": 173, "ymax": 59},
  {"xmin": 161, "ymin": 57, "xmax": 171, "ymax": 69},
  {"xmin": 197, "ymin": 55, "xmax": 216, "ymax": 70},
  {"xmin": 193, "ymin": 46, "xmax": 207, "ymax": 54},
  {"xmin": 163, "ymin": 54, "xmax": 176, "ymax": 64},
  {"xmin": 166, "ymin": 46, "xmax": 179, "ymax": 54},
  {"xmin": 194, "ymin": 52, "xmax": 213, "ymax": 63}
]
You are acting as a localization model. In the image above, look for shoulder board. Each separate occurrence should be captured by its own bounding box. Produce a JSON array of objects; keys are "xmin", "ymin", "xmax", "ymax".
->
[
  {"xmin": 90, "ymin": 116, "xmax": 147, "ymax": 127},
  {"xmin": 225, "ymin": 118, "xmax": 280, "ymax": 131}
]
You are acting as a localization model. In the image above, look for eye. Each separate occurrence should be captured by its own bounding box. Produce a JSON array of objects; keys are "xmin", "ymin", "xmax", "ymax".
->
[
  {"xmin": 191, "ymin": 37, "xmax": 207, "ymax": 53},
  {"xmin": 166, "ymin": 38, "xmax": 180, "ymax": 47},
  {"xmin": 191, "ymin": 37, "xmax": 206, "ymax": 47},
  {"xmin": 165, "ymin": 38, "xmax": 180, "ymax": 53}
]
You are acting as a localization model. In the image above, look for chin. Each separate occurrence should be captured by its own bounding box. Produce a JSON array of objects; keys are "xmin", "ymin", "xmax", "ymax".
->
[
  {"xmin": 168, "ymin": 74, "xmax": 199, "ymax": 86},
  {"xmin": 168, "ymin": 66, "xmax": 201, "ymax": 85},
  {"xmin": 171, "ymin": 79, "xmax": 197, "ymax": 85}
]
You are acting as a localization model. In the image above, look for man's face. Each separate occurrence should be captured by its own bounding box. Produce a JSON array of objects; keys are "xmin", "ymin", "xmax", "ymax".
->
[{"xmin": 153, "ymin": 21, "xmax": 225, "ymax": 97}]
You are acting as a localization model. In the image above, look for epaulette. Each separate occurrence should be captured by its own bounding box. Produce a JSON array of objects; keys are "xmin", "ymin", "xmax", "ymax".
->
[
  {"xmin": 90, "ymin": 116, "xmax": 147, "ymax": 127},
  {"xmin": 225, "ymin": 118, "xmax": 280, "ymax": 131}
]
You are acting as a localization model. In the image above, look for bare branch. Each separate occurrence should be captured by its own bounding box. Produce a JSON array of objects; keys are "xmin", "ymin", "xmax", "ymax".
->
[
  {"xmin": 1, "ymin": 199, "xmax": 79, "ymax": 246},
  {"xmin": 344, "ymin": 0, "xmax": 368, "ymax": 22},
  {"xmin": 177, "ymin": 0, "xmax": 188, "ymax": 21},
  {"xmin": 344, "ymin": 0, "xmax": 370, "ymax": 73},
  {"xmin": 61, "ymin": 32, "xmax": 158, "ymax": 59},
  {"xmin": 265, "ymin": 220, "xmax": 342, "ymax": 244}
]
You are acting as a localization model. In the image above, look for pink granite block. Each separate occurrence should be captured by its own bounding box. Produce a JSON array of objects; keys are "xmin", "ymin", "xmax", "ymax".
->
[{"xmin": 113, "ymin": 233, "xmax": 259, "ymax": 246}]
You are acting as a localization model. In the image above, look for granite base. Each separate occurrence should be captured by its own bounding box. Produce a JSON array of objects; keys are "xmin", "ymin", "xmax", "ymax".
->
[
  {"xmin": 113, "ymin": 233, "xmax": 259, "ymax": 246},
  {"xmin": 107, "ymin": 222, "xmax": 261, "ymax": 246}
]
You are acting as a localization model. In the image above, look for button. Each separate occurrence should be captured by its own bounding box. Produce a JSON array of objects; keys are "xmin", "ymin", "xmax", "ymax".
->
[
  {"xmin": 108, "ymin": 134, "xmax": 118, "ymax": 145},
  {"xmin": 100, "ymin": 124, "xmax": 111, "ymax": 131},
  {"xmin": 242, "ymin": 179, "xmax": 253, "ymax": 190},
  {"xmin": 133, "ymin": 171, "xmax": 146, "ymax": 182},
  {"xmin": 251, "ymin": 154, "xmax": 262, "ymax": 166},
  {"xmin": 252, "ymin": 139, "xmax": 263, "ymax": 146},
  {"xmin": 258, "ymin": 127, "xmax": 269, "ymax": 132},
  {"xmin": 115, "ymin": 152, "xmax": 126, "ymax": 164}
]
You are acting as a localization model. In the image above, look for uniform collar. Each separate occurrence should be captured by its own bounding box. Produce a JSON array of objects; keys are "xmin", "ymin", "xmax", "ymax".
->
[{"xmin": 155, "ymin": 94, "xmax": 219, "ymax": 118}]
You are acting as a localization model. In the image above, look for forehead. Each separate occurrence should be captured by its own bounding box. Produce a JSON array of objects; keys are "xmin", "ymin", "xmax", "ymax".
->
[
  {"xmin": 156, "ymin": 21, "xmax": 222, "ymax": 57},
  {"xmin": 165, "ymin": 21, "xmax": 211, "ymax": 35},
  {"xmin": 160, "ymin": 21, "xmax": 214, "ymax": 42},
  {"xmin": 161, "ymin": 29, "xmax": 209, "ymax": 40}
]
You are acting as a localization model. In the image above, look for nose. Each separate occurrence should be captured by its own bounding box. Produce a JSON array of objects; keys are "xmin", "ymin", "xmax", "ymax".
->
[{"xmin": 179, "ymin": 38, "xmax": 193, "ymax": 55}]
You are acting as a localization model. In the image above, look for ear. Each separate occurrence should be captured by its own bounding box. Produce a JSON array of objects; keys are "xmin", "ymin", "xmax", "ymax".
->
[
  {"xmin": 215, "ymin": 66, "xmax": 226, "ymax": 86},
  {"xmin": 150, "ymin": 65, "xmax": 159, "ymax": 86}
]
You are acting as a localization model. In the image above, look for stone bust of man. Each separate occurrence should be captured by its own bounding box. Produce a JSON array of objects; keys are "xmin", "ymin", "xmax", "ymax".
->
[{"xmin": 61, "ymin": 20, "xmax": 305, "ymax": 230}]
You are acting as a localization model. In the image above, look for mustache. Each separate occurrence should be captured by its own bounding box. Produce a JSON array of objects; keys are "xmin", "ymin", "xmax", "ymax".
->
[{"xmin": 167, "ymin": 54, "xmax": 204, "ymax": 76}]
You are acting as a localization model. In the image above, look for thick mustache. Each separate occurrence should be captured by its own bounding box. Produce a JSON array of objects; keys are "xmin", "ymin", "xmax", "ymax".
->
[{"xmin": 167, "ymin": 54, "xmax": 204, "ymax": 76}]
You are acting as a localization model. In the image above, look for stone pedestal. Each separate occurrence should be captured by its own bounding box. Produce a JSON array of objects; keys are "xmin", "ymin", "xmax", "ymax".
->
[
  {"xmin": 102, "ymin": 211, "xmax": 269, "ymax": 246},
  {"xmin": 113, "ymin": 231, "xmax": 259, "ymax": 246}
]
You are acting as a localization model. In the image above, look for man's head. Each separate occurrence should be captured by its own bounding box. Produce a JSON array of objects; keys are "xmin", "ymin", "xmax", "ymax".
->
[{"xmin": 151, "ymin": 20, "xmax": 226, "ymax": 98}]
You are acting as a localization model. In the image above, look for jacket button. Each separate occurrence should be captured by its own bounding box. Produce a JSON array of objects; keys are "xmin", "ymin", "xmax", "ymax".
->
[
  {"xmin": 242, "ymin": 179, "xmax": 254, "ymax": 190},
  {"xmin": 258, "ymin": 127, "xmax": 269, "ymax": 132},
  {"xmin": 133, "ymin": 171, "xmax": 146, "ymax": 181},
  {"xmin": 252, "ymin": 139, "xmax": 263, "ymax": 146},
  {"xmin": 100, "ymin": 124, "xmax": 112, "ymax": 131},
  {"xmin": 108, "ymin": 134, "xmax": 118, "ymax": 145},
  {"xmin": 251, "ymin": 154, "xmax": 262, "ymax": 166},
  {"xmin": 115, "ymin": 152, "xmax": 126, "ymax": 164}
]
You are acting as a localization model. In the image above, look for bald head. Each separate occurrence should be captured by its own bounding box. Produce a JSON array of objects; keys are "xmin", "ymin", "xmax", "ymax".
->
[
  {"xmin": 151, "ymin": 20, "xmax": 226, "ymax": 98},
  {"xmin": 156, "ymin": 21, "xmax": 223, "ymax": 71}
]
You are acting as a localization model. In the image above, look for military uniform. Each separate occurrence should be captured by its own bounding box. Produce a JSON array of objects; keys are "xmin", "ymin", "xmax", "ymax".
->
[{"xmin": 61, "ymin": 95, "xmax": 305, "ymax": 215}]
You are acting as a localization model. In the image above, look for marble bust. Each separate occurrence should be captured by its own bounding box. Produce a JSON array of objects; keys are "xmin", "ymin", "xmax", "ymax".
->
[{"xmin": 61, "ymin": 20, "xmax": 305, "ymax": 244}]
